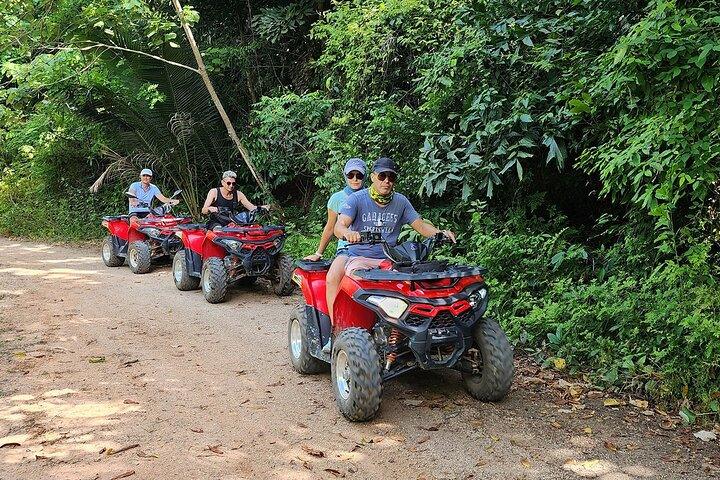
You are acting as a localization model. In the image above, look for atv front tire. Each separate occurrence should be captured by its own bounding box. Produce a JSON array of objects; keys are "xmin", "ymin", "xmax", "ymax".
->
[
  {"xmin": 271, "ymin": 253, "xmax": 295, "ymax": 296},
  {"xmin": 202, "ymin": 257, "xmax": 228, "ymax": 303},
  {"xmin": 173, "ymin": 250, "xmax": 200, "ymax": 291},
  {"xmin": 101, "ymin": 235, "xmax": 124, "ymax": 267},
  {"xmin": 462, "ymin": 318, "xmax": 514, "ymax": 401},
  {"xmin": 288, "ymin": 306, "xmax": 328, "ymax": 374},
  {"xmin": 128, "ymin": 240, "xmax": 152, "ymax": 274},
  {"xmin": 331, "ymin": 328, "xmax": 383, "ymax": 422}
]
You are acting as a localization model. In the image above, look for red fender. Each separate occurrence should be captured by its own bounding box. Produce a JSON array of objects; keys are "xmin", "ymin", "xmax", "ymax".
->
[
  {"xmin": 180, "ymin": 229, "xmax": 207, "ymax": 254},
  {"xmin": 104, "ymin": 219, "xmax": 130, "ymax": 241},
  {"xmin": 202, "ymin": 230, "xmax": 229, "ymax": 259},
  {"xmin": 296, "ymin": 268, "xmax": 329, "ymax": 316},
  {"xmin": 333, "ymin": 276, "xmax": 376, "ymax": 332}
]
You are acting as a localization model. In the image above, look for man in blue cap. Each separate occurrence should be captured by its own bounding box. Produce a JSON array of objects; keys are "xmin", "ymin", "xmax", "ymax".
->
[{"xmin": 328, "ymin": 157, "xmax": 455, "ymax": 320}]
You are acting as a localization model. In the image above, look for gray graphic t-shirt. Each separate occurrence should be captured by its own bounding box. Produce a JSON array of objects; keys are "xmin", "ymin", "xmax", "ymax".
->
[{"xmin": 340, "ymin": 190, "xmax": 420, "ymax": 259}]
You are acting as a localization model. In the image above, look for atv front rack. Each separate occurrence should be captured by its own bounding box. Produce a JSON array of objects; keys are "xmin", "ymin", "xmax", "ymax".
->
[
  {"xmin": 220, "ymin": 225, "xmax": 286, "ymax": 234},
  {"xmin": 353, "ymin": 264, "xmax": 486, "ymax": 281}
]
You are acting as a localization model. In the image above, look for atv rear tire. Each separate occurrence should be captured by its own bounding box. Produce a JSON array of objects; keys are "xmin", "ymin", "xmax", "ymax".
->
[
  {"xmin": 331, "ymin": 328, "xmax": 382, "ymax": 421},
  {"xmin": 462, "ymin": 318, "xmax": 514, "ymax": 401},
  {"xmin": 128, "ymin": 240, "xmax": 152, "ymax": 274},
  {"xmin": 271, "ymin": 253, "xmax": 295, "ymax": 296},
  {"xmin": 288, "ymin": 306, "xmax": 328, "ymax": 374},
  {"xmin": 202, "ymin": 257, "xmax": 228, "ymax": 303},
  {"xmin": 101, "ymin": 235, "xmax": 124, "ymax": 267},
  {"xmin": 173, "ymin": 250, "xmax": 200, "ymax": 291}
]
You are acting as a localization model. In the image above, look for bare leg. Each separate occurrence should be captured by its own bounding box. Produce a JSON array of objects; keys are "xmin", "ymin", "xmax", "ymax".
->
[{"xmin": 325, "ymin": 255, "xmax": 348, "ymax": 322}]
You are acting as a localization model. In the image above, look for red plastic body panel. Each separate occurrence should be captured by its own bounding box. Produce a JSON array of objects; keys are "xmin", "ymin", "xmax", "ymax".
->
[
  {"xmin": 296, "ymin": 268, "xmax": 329, "ymax": 316},
  {"xmin": 105, "ymin": 220, "xmax": 130, "ymax": 241},
  {"xmin": 181, "ymin": 229, "xmax": 207, "ymax": 255},
  {"xmin": 333, "ymin": 276, "xmax": 377, "ymax": 332},
  {"xmin": 201, "ymin": 230, "xmax": 229, "ymax": 259}
]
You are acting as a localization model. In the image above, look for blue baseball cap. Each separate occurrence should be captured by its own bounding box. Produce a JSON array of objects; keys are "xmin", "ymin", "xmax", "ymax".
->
[
  {"xmin": 343, "ymin": 158, "xmax": 366, "ymax": 175},
  {"xmin": 373, "ymin": 157, "xmax": 397, "ymax": 174}
]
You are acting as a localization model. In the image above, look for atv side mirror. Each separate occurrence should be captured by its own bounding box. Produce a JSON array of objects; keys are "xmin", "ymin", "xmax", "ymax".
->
[
  {"xmin": 125, "ymin": 192, "xmax": 138, "ymax": 199},
  {"xmin": 171, "ymin": 189, "xmax": 182, "ymax": 198}
]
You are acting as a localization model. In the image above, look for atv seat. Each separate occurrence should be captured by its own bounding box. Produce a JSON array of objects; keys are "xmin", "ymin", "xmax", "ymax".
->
[{"xmin": 296, "ymin": 259, "xmax": 333, "ymax": 271}]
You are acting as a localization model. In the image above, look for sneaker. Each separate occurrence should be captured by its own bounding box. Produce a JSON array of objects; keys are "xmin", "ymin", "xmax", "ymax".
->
[{"xmin": 322, "ymin": 339, "xmax": 331, "ymax": 354}]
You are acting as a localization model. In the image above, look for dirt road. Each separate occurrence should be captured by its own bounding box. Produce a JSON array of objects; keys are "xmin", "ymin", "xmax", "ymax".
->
[{"xmin": 0, "ymin": 238, "xmax": 717, "ymax": 480}]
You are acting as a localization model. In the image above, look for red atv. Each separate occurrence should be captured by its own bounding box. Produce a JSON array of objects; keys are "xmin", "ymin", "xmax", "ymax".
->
[
  {"xmin": 288, "ymin": 231, "xmax": 513, "ymax": 421},
  {"xmin": 101, "ymin": 190, "xmax": 190, "ymax": 273},
  {"xmin": 172, "ymin": 207, "xmax": 295, "ymax": 303}
]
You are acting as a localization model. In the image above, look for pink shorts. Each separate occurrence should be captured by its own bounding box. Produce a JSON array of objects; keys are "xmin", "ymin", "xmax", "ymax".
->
[{"xmin": 344, "ymin": 256, "xmax": 385, "ymax": 276}]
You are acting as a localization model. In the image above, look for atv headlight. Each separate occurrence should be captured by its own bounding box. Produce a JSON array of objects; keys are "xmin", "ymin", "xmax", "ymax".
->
[
  {"xmin": 469, "ymin": 288, "xmax": 487, "ymax": 305},
  {"xmin": 220, "ymin": 239, "xmax": 243, "ymax": 251},
  {"xmin": 367, "ymin": 295, "xmax": 408, "ymax": 319},
  {"xmin": 140, "ymin": 227, "xmax": 161, "ymax": 237}
]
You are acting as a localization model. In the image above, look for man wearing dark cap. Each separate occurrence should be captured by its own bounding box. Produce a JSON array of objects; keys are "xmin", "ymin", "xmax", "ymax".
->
[{"xmin": 328, "ymin": 157, "xmax": 456, "ymax": 322}]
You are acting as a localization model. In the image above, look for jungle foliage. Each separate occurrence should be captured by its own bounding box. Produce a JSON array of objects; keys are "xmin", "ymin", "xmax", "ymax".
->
[{"xmin": 1, "ymin": 0, "xmax": 718, "ymax": 415}]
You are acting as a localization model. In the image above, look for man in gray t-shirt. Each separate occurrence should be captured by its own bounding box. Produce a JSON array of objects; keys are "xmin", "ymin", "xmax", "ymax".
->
[{"xmin": 329, "ymin": 157, "xmax": 456, "ymax": 319}]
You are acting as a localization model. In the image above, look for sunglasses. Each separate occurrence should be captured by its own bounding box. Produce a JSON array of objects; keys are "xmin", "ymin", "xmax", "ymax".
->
[
  {"xmin": 346, "ymin": 171, "xmax": 364, "ymax": 180},
  {"xmin": 377, "ymin": 171, "xmax": 397, "ymax": 183},
  {"xmin": 225, "ymin": 181, "xmax": 236, "ymax": 186}
]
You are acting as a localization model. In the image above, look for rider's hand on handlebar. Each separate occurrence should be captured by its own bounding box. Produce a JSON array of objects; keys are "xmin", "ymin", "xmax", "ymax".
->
[
  {"xmin": 304, "ymin": 253, "xmax": 322, "ymax": 261},
  {"xmin": 170, "ymin": 199, "xmax": 180, "ymax": 206},
  {"xmin": 207, "ymin": 206, "xmax": 219, "ymax": 213},
  {"xmin": 345, "ymin": 231, "xmax": 362, "ymax": 243},
  {"xmin": 442, "ymin": 229, "xmax": 457, "ymax": 243}
]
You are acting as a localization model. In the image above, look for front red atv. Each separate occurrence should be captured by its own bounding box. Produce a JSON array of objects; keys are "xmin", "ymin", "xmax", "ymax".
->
[
  {"xmin": 289, "ymin": 232, "xmax": 513, "ymax": 421},
  {"xmin": 101, "ymin": 190, "xmax": 190, "ymax": 273},
  {"xmin": 173, "ymin": 208, "xmax": 295, "ymax": 303}
]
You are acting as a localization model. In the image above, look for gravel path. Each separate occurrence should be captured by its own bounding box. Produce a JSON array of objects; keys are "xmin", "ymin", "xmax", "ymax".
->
[{"xmin": 0, "ymin": 237, "xmax": 717, "ymax": 480}]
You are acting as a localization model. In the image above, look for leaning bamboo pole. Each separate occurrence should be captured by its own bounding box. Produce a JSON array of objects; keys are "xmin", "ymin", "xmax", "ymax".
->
[{"xmin": 170, "ymin": 0, "xmax": 271, "ymax": 199}]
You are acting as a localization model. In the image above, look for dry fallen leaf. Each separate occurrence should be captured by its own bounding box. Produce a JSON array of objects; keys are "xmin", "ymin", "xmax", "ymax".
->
[
  {"xmin": 324, "ymin": 468, "xmax": 345, "ymax": 478},
  {"xmin": 660, "ymin": 419, "xmax": 678, "ymax": 430},
  {"xmin": 123, "ymin": 399, "xmax": 139, "ymax": 405},
  {"xmin": 693, "ymin": 430, "xmax": 717, "ymax": 442},
  {"xmin": 301, "ymin": 445, "xmax": 325, "ymax": 458},
  {"xmin": 521, "ymin": 458, "xmax": 532, "ymax": 468},
  {"xmin": 190, "ymin": 428, "xmax": 203, "ymax": 433},
  {"xmin": 629, "ymin": 399, "xmax": 649, "ymax": 409},
  {"xmin": 417, "ymin": 435, "xmax": 431, "ymax": 444},
  {"xmin": 604, "ymin": 440, "xmax": 618, "ymax": 452},
  {"xmin": 109, "ymin": 471, "xmax": 135, "ymax": 480},
  {"xmin": 603, "ymin": 398, "xmax": 623, "ymax": 407},
  {"xmin": 89, "ymin": 356, "xmax": 106, "ymax": 363},
  {"xmin": 583, "ymin": 427, "xmax": 593, "ymax": 435},
  {"xmin": 403, "ymin": 399, "xmax": 424, "ymax": 407},
  {"xmin": 207, "ymin": 445, "xmax": 223, "ymax": 455}
]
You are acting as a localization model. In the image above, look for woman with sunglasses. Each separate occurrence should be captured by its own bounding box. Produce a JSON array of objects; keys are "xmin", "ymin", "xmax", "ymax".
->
[
  {"xmin": 304, "ymin": 158, "xmax": 366, "ymax": 262},
  {"xmin": 202, "ymin": 170, "xmax": 260, "ymax": 230}
]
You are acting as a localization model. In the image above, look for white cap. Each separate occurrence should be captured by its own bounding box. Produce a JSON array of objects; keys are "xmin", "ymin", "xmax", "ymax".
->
[{"xmin": 140, "ymin": 168, "xmax": 153, "ymax": 176}]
